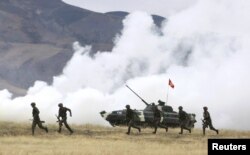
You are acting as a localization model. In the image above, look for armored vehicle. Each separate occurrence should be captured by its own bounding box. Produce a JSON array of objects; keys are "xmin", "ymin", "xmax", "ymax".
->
[{"xmin": 100, "ymin": 85, "xmax": 196, "ymax": 129}]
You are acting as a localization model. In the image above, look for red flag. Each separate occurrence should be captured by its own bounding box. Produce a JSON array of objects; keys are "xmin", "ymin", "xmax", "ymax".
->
[{"xmin": 169, "ymin": 79, "xmax": 174, "ymax": 89}]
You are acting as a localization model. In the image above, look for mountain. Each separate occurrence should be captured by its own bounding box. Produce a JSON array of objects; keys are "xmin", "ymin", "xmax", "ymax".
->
[
  {"xmin": 0, "ymin": 0, "xmax": 165, "ymax": 96},
  {"xmin": 105, "ymin": 11, "xmax": 165, "ymax": 27}
]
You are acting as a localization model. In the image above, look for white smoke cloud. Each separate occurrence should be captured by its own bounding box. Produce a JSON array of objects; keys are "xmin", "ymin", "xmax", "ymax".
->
[{"xmin": 1, "ymin": 0, "xmax": 250, "ymax": 130}]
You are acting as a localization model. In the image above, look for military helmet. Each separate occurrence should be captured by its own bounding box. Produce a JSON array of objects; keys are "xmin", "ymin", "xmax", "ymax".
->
[
  {"xmin": 178, "ymin": 106, "xmax": 183, "ymax": 110},
  {"xmin": 58, "ymin": 103, "xmax": 63, "ymax": 107},
  {"xmin": 203, "ymin": 106, "xmax": 208, "ymax": 110},
  {"xmin": 126, "ymin": 105, "xmax": 130, "ymax": 108},
  {"xmin": 31, "ymin": 102, "xmax": 36, "ymax": 106},
  {"xmin": 158, "ymin": 100, "xmax": 165, "ymax": 105}
]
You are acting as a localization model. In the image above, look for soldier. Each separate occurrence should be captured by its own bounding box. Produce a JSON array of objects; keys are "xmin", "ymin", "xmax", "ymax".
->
[
  {"xmin": 158, "ymin": 100, "xmax": 165, "ymax": 106},
  {"xmin": 125, "ymin": 105, "xmax": 141, "ymax": 135},
  {"xmin": 152, "ymin": 103, "xmax": 168, "ymax": 134},
  {"xmin": 57, "ymin": 103, "xmax": 73, "ymax": 134},
  {"xmin": 31, "ymin": 102, "xmax": 48, "ymax": 135},
  {"xmin": 202, "ymin": 106, "xmax": 219, "ymax": 135},
  {"xmin": 178, "ymin": 106, "xmax": 191, "ymax": 134}
]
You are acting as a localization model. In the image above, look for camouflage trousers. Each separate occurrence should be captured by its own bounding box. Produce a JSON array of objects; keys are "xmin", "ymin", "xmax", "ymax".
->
[
  {"xmin": 203, "ymin": 120, "xmax": 218, "ymax": 135},
  {"xmin": 32, "ymin": 117, "xmax": 48, "ymax": 135},
  {"xmin": 179, "ymin": 119, "xmax": 190, "ymax": 128},
  {"xmin": 153, "ymin": 117, "xmax": 168, "ymax": 133},
  {"xmin": 58, "ymin": 117, "xmax": 73, "ymax": 134},
  {"xmin": 127, "ymin": 119, "xmax": 140, "ymax": 134},
  {"xmin": 179, "ymin": 119, "xmax": 191, "ymax": 134}
]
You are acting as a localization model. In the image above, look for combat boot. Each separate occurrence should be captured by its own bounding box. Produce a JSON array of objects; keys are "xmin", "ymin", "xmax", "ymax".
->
[
  {"xmin": 57, "ymin": 129, "xmax": 61, "ymax": 133},
  {"xmin": 179, "ymin": 128, "xmax": 183, "ymax": 134},
  {"xmin": 153, "ymin": 127, "xmax": 157, "ymax": 134},
  {"xmin": 126, "ymin": 127, "xmax": 131, "ymax": 135}
]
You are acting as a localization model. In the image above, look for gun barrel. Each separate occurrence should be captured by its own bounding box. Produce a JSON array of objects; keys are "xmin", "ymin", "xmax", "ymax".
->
[{"xmin": 126, "ymin": 85, "xmax": 149, "ymax": 106}]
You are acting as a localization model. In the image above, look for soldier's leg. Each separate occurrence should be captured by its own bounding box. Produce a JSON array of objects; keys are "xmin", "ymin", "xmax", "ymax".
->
[
  {"xmin": 203, "ymin": 127, "xmax": 206, "ymax": 135},
  {"xmin": 158, "ymin": 123, "xmax": 168, "ymax": 132},
  {"xmin": 58, "ymin": 120, "xmax": 63, "ymax": 133},
  {"xmin": 183, "ymin": 126, "xmax": 191, "ymax": 133},
  {"xmin": 203, "ymin": 121, "xmax": 208, "ymax": 135},
  {"xmin": 179, "ymin": 127, "xmax": 183, "ymax": 134},
  {"xmin": 181, "ymin": 121, "xmax": 191, "ymax": 133},
  {"xmin": 153, "ymin": 119, "xmax": 158, "ymax": 134},
  {"xmin": 37, "ymin": 122, "xmax": 48, "ymax": 133},
  {"xmin": 126, "ymin": 120, "xmax": 132, "ymax": 134},
  {"xmin": 208, "ymin": 123, "xmax": 219, "ymax": 134},
  {"xmin": 131, "ymin": 120, "xmax": 141, "ymax": 132},
  {"xmin": 153, "ymin": 126, "xmax": 157, "ymax": 134},
  {"xmin": 63, "ymin": 119, "xmax": 73, "ymax": 134},
  {"xmin": 154, "ymin": 118, "xmax": 166, "ymax": 133},
  {"xmin": 179, "ymin": 121, "xmax": 183, "ymax": 134},
  {"xmin": 153, "ymin": 125, "xmax": 157, "ymax": 134},
  {"xmin": 185, "ymin": 120, "xmax": 191, "ymax": 133},
  {"xmin": 32, "ymin": 121, "xmax": 37, "ymax": 135}
]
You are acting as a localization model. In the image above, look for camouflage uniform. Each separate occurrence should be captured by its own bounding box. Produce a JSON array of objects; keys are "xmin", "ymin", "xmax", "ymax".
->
[
  {"xmin": 152, "ymin": 105, "xmax": 168, "ymax": 134},
  {"xmin": 58, "ymin": 103, "xmax": 73, "ymax": 134},
  {"xmin": 31, "ymin": 103, "xmax": 48, "ymax": 135},
  {"xmin": 178, "ymin": 106, "xmax": 191, "ymax": 134},
  {"xmin": 203, "ymin": 107, "xmax": 219, "ymax": 135},
  {"xmin": 126, "ymin": 105, "xmax": 141, "ymax": 135}
]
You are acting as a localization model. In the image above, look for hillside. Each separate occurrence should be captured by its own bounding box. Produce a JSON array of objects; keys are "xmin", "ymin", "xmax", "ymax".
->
[
  {"xmin": 0, "ymin": 0, "xmax": 165, "ymax": 96},
  {"xmin": 0, "ymin": 122, "xmax": 249, "ymax": 155}
]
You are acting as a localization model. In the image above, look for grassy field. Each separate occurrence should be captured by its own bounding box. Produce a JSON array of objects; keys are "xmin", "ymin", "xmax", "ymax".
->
[{"xmin": 0, "ymin": 122, "xmax": 249, "ymax": 155}]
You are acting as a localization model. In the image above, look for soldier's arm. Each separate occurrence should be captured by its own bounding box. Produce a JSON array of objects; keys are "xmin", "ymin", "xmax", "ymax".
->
[{"xmin": 67, "ymin": 108, "xmax": 72, "ymax": 117}]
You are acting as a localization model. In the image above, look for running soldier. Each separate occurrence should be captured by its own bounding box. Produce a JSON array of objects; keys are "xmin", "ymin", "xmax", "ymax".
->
[
  {"xmin": 178, "ymin": 106, "xmax": 191, "ymax": 134},
  {"xmin": 125, "ymin": 105, "xmax": 141, "ymax": 135},
  {"xmin": 31, "ymin": 102, "xmax": 48, "ymax": 135},
  {"xmin": 57, "ymin": 103, "xmax": 73, "ymax": 134},
  {"xmin": 152, "ymin": 103, "xmax": 168, "ymax": 134},
  {"xmin": 202, "ymin": 106, "xmax": 219, "ymax": 135}
]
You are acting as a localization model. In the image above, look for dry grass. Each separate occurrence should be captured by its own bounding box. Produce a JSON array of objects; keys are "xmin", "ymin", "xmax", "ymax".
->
[{"xmin": 0, "ymin": 122, "xmax": 249, "ymax": 155}]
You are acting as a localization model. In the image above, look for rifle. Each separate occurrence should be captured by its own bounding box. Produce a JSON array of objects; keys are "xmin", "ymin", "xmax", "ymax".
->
[
  {"xmin": 55, "ymin": 115, "xmax": 63, "ymax": 127},
  {"xmin": 126, "ymin": 85, "xmax": 149, "ymax": 106},
  {"xmin": 201, "ymin": 119, "xmax": 208, "ymax": 128},
  {"xmin": 29, "ymin": 119, "xmax": 45, "ymax": 123}
]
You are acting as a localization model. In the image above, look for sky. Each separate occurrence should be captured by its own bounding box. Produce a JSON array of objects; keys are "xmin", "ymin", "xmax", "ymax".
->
[
  {"xmin": 62, "ymin": 0, "xmax": 197, "ymax": 17},
  {"xmin": 1, "ymin": 0, "xmax": 250, "ymax": 130}
]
